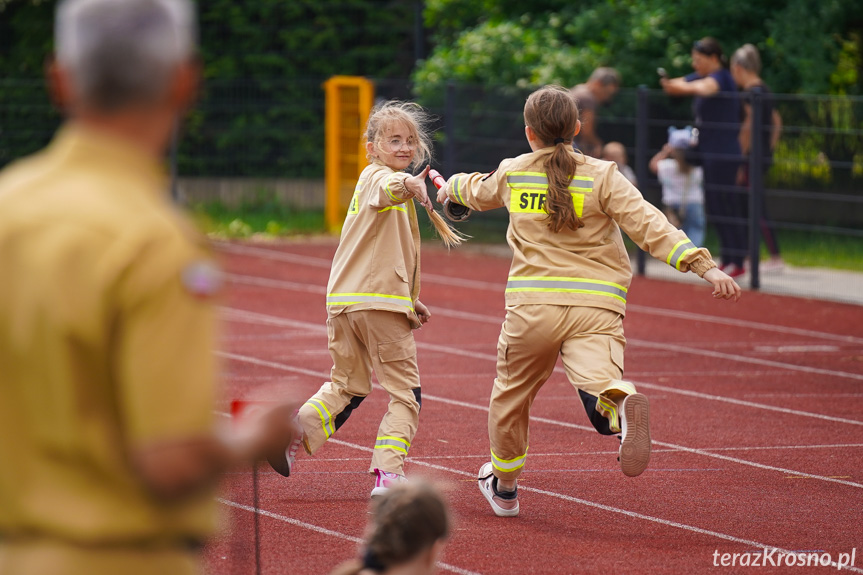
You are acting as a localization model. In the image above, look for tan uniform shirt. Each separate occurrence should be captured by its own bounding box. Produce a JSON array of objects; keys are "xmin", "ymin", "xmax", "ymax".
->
[
  {"xmin": 0, "ymin": 125, "xmax": 219, "ymax": 546},
  {"xmin": 448, "ymin": 148, "xmax": 716, "ymax": 316},
  {"xmin": 326, "ymin": 162, "xmax": 422, "ymax": 328}
]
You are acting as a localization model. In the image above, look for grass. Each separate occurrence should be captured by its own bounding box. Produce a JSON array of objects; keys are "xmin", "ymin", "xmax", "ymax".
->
[
  {"xmin": 190, "ymin": 201, "xmax": 326, "ymax": 239},
  {"xmin": 191, "ymin": 203, "xmax": 862, "ymax": 272}
]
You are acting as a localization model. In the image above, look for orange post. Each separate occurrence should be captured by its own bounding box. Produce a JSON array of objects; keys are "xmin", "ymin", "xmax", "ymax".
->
[{"xmin": 324, "ymin": 76, "xmax": 374, "ymax": 233}]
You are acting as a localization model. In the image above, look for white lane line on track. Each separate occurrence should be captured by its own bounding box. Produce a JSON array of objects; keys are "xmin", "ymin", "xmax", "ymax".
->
[
  {"xmin": 221, "ymin": 307, "xmax": 863, "ymax": 426},
  {"xmin": 218, "ymin": 243, "xmax": 863, "ymax": 345},
  {"xmin": 225, "ymin": 273, "xmax": 863, "ymax": 383},
  {"xmin": 323, "ymin": 439, "xmax": 862, "ymax": 574},
  {"xmin": 218, "ymin": 345, "xmax": 863, "ymax": 490},
  {"xmin": 217, "ymin": 499, "xmax": 481, "ymax": 575}
]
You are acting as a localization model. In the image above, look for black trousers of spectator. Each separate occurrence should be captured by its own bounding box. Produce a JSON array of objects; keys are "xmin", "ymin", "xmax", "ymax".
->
[{"xmin": 704, "ymin": 160, "xmax": 747, "ymax": 268}]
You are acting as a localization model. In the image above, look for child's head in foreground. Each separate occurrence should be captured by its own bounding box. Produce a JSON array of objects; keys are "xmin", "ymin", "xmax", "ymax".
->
[
  {"xmin": 330, "ymin": 481, "xmax": 451, "ymax": 575},
  {"xmin": 365, "ymin": 100, "xmax": 433, "ymax": 172}
]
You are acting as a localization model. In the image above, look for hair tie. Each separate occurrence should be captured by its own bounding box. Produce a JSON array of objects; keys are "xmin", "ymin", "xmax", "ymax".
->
[
  {"xmin": 362, "ymin": 549, "xmax": 386, "ymax": 572},
  {"xmin": 553, "ymin": 137, "xmax": 566, "ymax": 144}
]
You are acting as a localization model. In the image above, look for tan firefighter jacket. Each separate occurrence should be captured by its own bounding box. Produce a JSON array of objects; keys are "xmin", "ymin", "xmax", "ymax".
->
[
  {"xmin": 445, "ymin": 147, "xmax": 716, "ymax": 316},
  {"xmin": 326, "ymin": 162, "xmax": 423, "ymax": 328}
]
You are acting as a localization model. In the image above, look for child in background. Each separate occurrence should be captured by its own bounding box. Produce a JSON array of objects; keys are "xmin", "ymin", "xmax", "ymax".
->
[
  {"xmin": 602, "ymin": 141, "xmax": 638, "ymax": 187},
  {"xmin": 329, "ymin": 482, "xmax": 451, "ymax": 575},
  {"xmin": 649, "ymin": 127, "xmax": 706, "ymax": 247},
  {"xmin": 269, "ymin": 101, "xmax": 434, "ymax": 497},
  {"xmin": 438, "ymin": 85, "xmax": 740, "ymax": 517}
]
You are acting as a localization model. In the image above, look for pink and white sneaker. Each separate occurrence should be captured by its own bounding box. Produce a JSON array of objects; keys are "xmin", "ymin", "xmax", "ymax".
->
[
  {"xmin": 371, "ymin": 468, "xmax": 407, "ymax": 497},
  {"xmin": 477, "ymin": 462, "xmax": 519, "ymax": 517},
  {"xmin": 268, "ymin": 432, "xmax": 303, "ymax": 478}
]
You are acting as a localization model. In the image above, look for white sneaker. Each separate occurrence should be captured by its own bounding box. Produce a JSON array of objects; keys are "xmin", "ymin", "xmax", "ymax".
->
[
  {"xmin": 268, "ymin": 432, "xmax": 303, "ymax": 478},
  {"xmin": 477, "ymin": 462, "xmax": 519, "ymax": 517},
  {"xmin": 371, "ymin": 468, "xmax": 407, "ymax": 497},
  {"xmin": 619, "ymin": 393, "xmax": 651, "ymax": 477}
]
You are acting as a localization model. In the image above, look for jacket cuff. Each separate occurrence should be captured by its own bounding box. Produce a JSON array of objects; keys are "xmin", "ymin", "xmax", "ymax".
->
[
  {"xmin": 688, "ymin": 256, "xmax": 717, "ymax": 278},
  {"xmin": 386, "ymin": 173, "xmax": 411, "ymax": 202}
]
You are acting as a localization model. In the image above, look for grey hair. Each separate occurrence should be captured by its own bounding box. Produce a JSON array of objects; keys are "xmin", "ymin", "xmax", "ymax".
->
[
  {"xmin": 55, "ymin": 0, "xmax": 196, "ymax": 111},
  {"xmin": 588, "ymin": 67, "xmax": 621, "ymax": 87},
  {"xmin": 731, "ymin": 44, "xmax": 762, "ymax": 74}
]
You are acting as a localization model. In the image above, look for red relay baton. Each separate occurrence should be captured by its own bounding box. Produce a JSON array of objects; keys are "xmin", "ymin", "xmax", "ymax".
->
[{"xmin": 428, "ymin": 169, "xmax": 471, "ymax": 222}]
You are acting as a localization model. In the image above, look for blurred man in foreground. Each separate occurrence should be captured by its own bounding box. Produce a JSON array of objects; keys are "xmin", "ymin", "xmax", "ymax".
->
[{"xmin": 0, "ymin": 1, "xmax": 298, "ymax": 573}]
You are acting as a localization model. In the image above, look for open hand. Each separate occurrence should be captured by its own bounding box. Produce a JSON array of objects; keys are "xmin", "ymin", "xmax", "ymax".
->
[{"xmin": 405, "ymin": 166, "xmax": 432, "ymax": 210}]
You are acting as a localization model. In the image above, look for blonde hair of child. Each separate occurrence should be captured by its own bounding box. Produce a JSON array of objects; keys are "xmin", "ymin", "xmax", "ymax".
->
[
  {"xmin": 329, "ymin": 482, "xmax": 451, "ymax": 575},
  {"xmin": 523, "ymin": 85, "xmax": 583, "ymax": 233},
  {"xmin": 365, "ymin": 100, "xmax": 433, "ymax": 171},
  {"xmin": 365, "ymin": 100, "xmax": 467, "ymax": 248}
]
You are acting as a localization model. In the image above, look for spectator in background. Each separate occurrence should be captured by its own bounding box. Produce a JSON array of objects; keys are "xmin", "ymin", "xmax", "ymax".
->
[
  {"xmin": 571, "ymin": 67, "xmax": 621, "ymax": 157},
  {"xmin": 602, "ymin": 141, "xmax": 638, "ymax": 187},
  {"xmin": 731, "ymin": 43, "xmax": 784, "ymax": 271},
  {"xmin": 661, "ymin": 37, "xmax": 745, "ymax": 278},
  {"xmin": 650, "ymin": 127, "xmax": 706, "ymax": 247},
  {"xmin": 0, "ymin": 1, "xmax": 300, "ymax": 574},
  {"xmin": 330, "ymin": 482, "xmax": 451, "ymax": 575}
]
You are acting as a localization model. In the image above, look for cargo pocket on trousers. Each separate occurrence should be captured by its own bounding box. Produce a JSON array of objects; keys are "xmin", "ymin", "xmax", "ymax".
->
[
  {"xmin": 496, "ymin": 335, "xmax": 510, "ymax": 387},
  {"xmin": 377, "ymin": 333, "xmax": 418, "ymax": 390},
  {"xmin": 609, "ymin": 338, "xmax": 625, "ymax": 376}
]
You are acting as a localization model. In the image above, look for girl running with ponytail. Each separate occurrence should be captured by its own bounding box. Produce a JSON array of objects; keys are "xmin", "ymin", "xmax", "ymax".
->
[{"xmin": 437, "ymin": 85, "xmax": 741, "ymax": 517}]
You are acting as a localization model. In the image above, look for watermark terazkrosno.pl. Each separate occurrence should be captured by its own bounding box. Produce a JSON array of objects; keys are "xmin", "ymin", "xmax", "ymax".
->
[{"xmin": 713, "ymin": 548, "xmax": 857, "ymax": 569}]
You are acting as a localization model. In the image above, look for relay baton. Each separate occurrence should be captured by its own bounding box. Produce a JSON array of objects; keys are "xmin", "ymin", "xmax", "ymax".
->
[{"xmin": 428, "ymin": 169, "xmax": 471, "ymax": 222}]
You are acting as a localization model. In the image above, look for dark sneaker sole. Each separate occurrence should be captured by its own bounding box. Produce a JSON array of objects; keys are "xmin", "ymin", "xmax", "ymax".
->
[
  {"xmin": 267, "ymin": 453, "xmax": 292, "ymax": 478},
  {"xmin": 620, "ymin": 393, "xmax": 651, "ymax": 477}
]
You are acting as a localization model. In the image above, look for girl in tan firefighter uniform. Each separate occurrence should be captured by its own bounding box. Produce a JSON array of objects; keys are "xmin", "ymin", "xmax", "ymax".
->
[
  {"xmin": 437, "ymin": 85, "xmax": 741, "ymax": 517},
  {"xmin": 269, "ymin": 101, "xmax": 434, "ymax": 497}
]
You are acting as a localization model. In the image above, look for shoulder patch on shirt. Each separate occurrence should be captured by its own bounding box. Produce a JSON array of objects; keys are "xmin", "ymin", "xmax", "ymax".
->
[
  {"xmin": 182, "ymin": 260, "xmax": 223, "ymax": 298},
  {"xmin": 481, "ymin": 170, "xmax": 497, "ymax": 181}
]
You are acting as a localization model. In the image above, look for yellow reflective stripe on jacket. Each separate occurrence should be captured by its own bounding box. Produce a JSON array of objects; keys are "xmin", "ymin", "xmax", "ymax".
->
[
  {"xmin": 378, "ymin": 205, "xmax": 407, "ymax": 213},
  {"xmin": 451, "ymin": 175, "xmax": 468, "ymax": 206},
  {"xmin": 507, "ymin": 173, "xmax": 595, "ymax": 217},
  {"xmin": 305, "ymin": 398, "xmax": 335, "ymax": 438},
  {"xmin": 375, "ymin": 436, "xmax": 410, "ymax": 454},
  {"xmin": 348, "ymin": 181, "xmax": 363, "ymax": 215},
  {"xmin": 506, "ymin": 276, "xmax": 627, "ymax": 303},
  {"xmin": 666, "ymin": 239, "xmax": 697, "ymax": 270},
  {"xmin": 326, "ymin": 293, "xmax": 414, "ymax": 310},
  {"xmin": 491, "ymin": 448, "xmax": 528, "ymax": 473},
  {"xmin": 384, "ymin": 175, "xmax": 406, "ymax": 204}
]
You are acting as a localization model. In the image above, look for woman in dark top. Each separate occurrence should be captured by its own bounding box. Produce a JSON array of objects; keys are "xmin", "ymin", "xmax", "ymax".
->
[
  {"xmin": 732, "ymin": 43, "xmax": 785, "ymax": 270},
  {"xmin": 662, "ymin": 37, "xmax": 745, "ymax": 277}
]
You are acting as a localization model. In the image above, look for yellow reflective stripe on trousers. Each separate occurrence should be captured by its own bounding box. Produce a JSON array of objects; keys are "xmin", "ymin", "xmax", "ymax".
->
[
  {"xmin": 491, "ymin": 448, "xmax": 528, "ymax": 473},
  {"xmin": 378, "ymin": 205, "xmax": 407, "ymax": 213},
  {"xmin": 506, "ymin": 276, "xmax": 628, "ymax": 303},
  {"xmin": 375, "ymin": 436, "xmax": 410, "ymax": 454},
  {"xmin": 326, "ymin": 293, "xmax": 414, "ymax": 310},
  {"xmin": 666, "ymin": 239, "xmax": 697, "ymax": 270},
  {"xmin": 305, "ymin": 399, "xmax": 335, "ymax": 437},
  {"xmin": 597, "ymin": 395, "xmax": 620, "ymax": 433}
]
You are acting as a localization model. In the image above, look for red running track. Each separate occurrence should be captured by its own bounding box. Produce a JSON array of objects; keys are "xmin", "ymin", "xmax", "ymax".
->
[{"xmin": 202, "ymin": 239, "xmax": 863, "ymax": 575}]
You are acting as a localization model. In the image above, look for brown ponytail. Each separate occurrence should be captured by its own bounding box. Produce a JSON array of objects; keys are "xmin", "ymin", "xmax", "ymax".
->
[
  {"xmin": 523, "ymin": 85, "xmax": 582, "ymax": 233},
  {"xmin": 329, "ymin": 482, "xmax": 451, "ymax": 575}
]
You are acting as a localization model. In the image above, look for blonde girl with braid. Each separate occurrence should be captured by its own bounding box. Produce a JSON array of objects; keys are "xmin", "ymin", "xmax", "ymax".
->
[
  {"xmin": 330, "ymin": 482, "xmax": 451, "ymax": 575},
  {"xmin": 438, "ymin": 85, "xmax": 741, "ymax": 517},
  {"xmin": 268, "ymin": 101, "xmax": 443, "ymax": 497}
]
